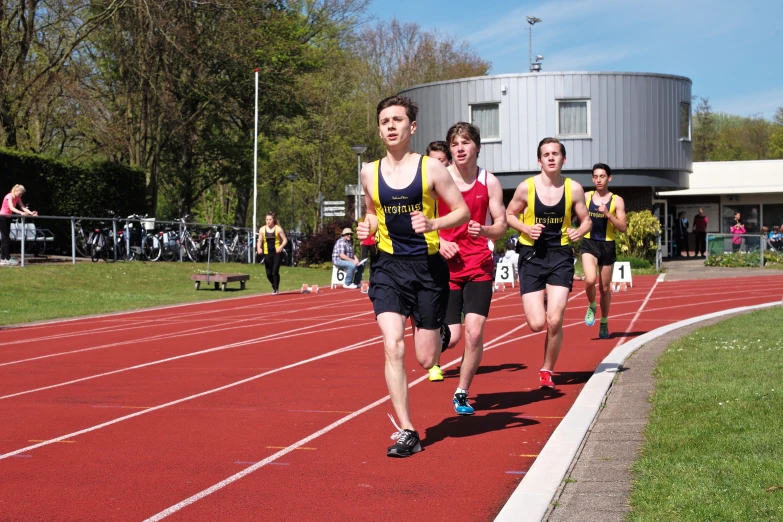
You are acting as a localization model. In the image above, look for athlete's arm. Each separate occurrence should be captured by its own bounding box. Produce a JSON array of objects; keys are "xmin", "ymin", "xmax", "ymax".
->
[
  {"xmin": 505, "ymin": 181, "xmax": 544, "ymax": 239},
  {"xmin": 567, "ymin": 182, "xmax": 591, "ymax": 242},
  {"xmin": 606, "ymin": 195, "xmax": 627, "ymax": 233},
  {"xmin": 277, "ymin": 227, "xmax": 288, "ymax": 252},
  {"xmin": 412, "ymin": 157, "xmax": 468, "ymax": 233},
  {"xmin": 439, "ymin": 239, "xmax": 459, "ymax": 259},
  {"xmin": 357, "ymin": 163, "xmax": 377, "ymax": 240},
  {"xmin": 469, "ymin": 172, "xmax": 507, "ymax": 240}
]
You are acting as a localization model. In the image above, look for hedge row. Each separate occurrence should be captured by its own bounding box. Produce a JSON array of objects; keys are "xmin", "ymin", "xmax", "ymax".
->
[{"xmin": 0, "ymin": 148, "xmax": 146, "ymax": 218}]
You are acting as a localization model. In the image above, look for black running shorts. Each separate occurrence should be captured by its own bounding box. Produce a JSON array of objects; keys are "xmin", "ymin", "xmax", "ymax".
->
[
  {"xmin": 517, "ymin": 245, "xmax": 575, "ymax": 295},
  {"xmin": 444, "ymin": 280, "xmax": 493, "ymax": 325},
  {"xmin": 369, "ymin": 252, "xmax": 449, "ymax": 330},
  {"xmin": 581, "ymin": 238, "xmax": 617, "ymax": 267}
]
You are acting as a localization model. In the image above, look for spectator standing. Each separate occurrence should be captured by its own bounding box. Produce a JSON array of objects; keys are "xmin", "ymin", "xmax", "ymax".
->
[
  {"xmin": 674, "ymin": 211, "xmax": 690, "ymax": 257},
  {"xmin": 693, "ymin": 207, "xmax": 708, "ymax": 257},
  {"xmin": 730, "ymin": 212, "xmax": 746, "ymax": 253},
  {"xmin": 0, "ymin": 184, "xmax": 37, "ymax": 266},
  {"xmin": 257, "ymin": 212, "xmax": 287, "ymax": 295},
  {"xmin": 332, "ymin": 227, "xmax": 363, "ymax": 289}
]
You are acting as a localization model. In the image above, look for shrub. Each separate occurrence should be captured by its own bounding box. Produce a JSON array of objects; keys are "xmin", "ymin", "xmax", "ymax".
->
[
  {"xmin": 298, "ymin": 218, "xmax": 354, "ymax": 266},
  {"xmin": 615, "ymin": 210, "xmax": 661, "ymax": 261},
  {"xmin": 704, "ymin": 250, "xmax": 783, "ymax": 267}
]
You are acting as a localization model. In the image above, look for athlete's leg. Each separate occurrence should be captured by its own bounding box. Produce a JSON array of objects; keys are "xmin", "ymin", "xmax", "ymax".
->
[
  {"xmin": 582, "ymin": 253, "xmax": 599, "ymax": 304},
  {"xmin": 457, "ymin": 312, "xmax": 487, "ymax": 391},
  {"xmin": 522, "ymin": 290, "xmax": 547, "ymax": 332},
  {"xmin": 598, "ymin": 264, "xmax": 614, "ymax": 318},
  {"xmin": 412, "ymin": 326, "xmax": 441, "ymax": 370},
  {"xmin": 541, "ymin": 284, "xmax": 570, "ymax": 371},
  {"xmin": 377, "ymin": 312, "xmax": 414, "ymax": 430}
]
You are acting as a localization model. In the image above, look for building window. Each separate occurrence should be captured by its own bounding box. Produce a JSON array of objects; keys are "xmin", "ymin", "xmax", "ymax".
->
[
  {"xmin": 679, "ymin": 102, "xmax": 691, "ymax": 140},
  {"xmin": 470, "ymin": 103, "xmax": 500, "ymax": 140},
  {"xmin": 557, "ymin": 100, "xmax": 590, "ymax": 137}
]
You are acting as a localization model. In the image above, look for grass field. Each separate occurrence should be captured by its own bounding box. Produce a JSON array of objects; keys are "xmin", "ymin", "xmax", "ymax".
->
[
  {"xmin": 0, "ymin": 261, "xmax": 335, "ymax": 326},
  {"xmin": 628, "ymin": 307, "xmax": 783, "ymax": 521}
]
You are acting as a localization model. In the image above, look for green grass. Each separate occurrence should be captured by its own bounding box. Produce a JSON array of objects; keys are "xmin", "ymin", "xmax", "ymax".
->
[
  {"xmin": 628, "ymin": 308, "xmax": 783, "ymax": 521},
  {"xmin": 0, "ymin": 261, "xmax": 335, "ymax": 326}
]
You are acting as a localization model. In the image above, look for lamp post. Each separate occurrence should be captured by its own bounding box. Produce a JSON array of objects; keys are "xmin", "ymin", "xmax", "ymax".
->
[
  {"xmin": 351, "ymin": 144, "xmax": 367, "ymax": 220},
  {"xmin": 252, "ymin": 68, "xmax": 259, "ymax": 264},
  {"xmin": 526, "ymin": 16, "xmax": 542, "ymax": 73}
]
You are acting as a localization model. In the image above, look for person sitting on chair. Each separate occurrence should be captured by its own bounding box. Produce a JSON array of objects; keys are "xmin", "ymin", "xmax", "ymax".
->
[{"xmin": 332, "ymin": 228, "xmax": 364, "ymax": 289}]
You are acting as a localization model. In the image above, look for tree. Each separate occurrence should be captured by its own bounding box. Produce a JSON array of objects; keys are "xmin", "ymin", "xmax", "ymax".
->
[
  {"xmin": 769, "ymin": 107, "xmax": 783, "ymax": 159},
  {"xmin": 692, "ymin": 96, "xmax": 716, "ymax": 161}
]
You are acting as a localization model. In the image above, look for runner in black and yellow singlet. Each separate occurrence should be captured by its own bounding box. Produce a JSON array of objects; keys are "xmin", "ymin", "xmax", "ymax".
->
[
  {"xmin": 355, "ymin": 95, "xmax": 468, "ymax": 458},
  {"xmin": 580, "ymin": 163, "xmax": 627, "ymax": 338},
  {"xmin": 506, "ymin": 138, "xmax": 591, "ymax": 390}
]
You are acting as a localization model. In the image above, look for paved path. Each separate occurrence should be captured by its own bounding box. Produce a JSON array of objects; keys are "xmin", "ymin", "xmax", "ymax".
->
[{"xmin": 663, "ymin": 256, "xmax": 782, "ymax": 280}]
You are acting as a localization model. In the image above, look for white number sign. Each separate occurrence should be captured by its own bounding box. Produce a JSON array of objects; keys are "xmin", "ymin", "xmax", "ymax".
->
[
  {"xmin": 495, "ymin": 261, "xmax": 515, "ymax": 287},
  {"xmin": 611, "ymin": 261, "xmax": 633, "ymax": 286},
  {"xmin": 330, "ymin": 265, "xmax": 347, "ymax": 288}
]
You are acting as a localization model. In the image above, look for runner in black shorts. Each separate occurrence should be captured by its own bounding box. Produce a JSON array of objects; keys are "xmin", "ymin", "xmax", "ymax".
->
[
  {"xmin": 356, "ymin": 95, "xmax": 468, "ymax": 458},
  {"xmin": 581, "ymin": 163, "xmax": 627, "ymax": 339},
  {"xmin": 506, "ymin": 138, "xmax": 591, "ymax": 390}
]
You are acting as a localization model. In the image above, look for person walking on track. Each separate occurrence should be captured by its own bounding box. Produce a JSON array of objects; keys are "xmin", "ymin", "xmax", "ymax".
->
[
  {"xmin": 427, "ymin": 122, "xmax": 507, "ymax": 419},
  {"xmin": 257, "ymin": 212, "xmax": 287, "ymax": 295},
  {"xmin": 505, "ymin": 138, "xmax": 591, "ymax": 389},
  {"xmin": 580, "ymin": 163, "xmax": 627, "ymax": 339},
  {"xmin": 356, "ymin": 95, "xmax": 469, "ymax": 458}
]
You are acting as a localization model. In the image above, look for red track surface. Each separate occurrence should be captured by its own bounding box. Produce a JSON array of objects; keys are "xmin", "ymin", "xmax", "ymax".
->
[{"xmin": 1, "ymin": 275, "xmax": 782, "ymax": 521}]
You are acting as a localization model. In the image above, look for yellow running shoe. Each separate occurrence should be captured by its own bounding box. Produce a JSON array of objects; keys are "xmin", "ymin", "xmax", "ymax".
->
[{"xmin": 428, "ymin": 364, "xmax": 444, "ymax": 382}]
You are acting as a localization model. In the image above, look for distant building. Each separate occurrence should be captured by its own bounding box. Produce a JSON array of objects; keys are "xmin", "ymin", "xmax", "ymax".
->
[{"xmin": 399, "ymin": 71, "xmax": 693, "ymax": 216}]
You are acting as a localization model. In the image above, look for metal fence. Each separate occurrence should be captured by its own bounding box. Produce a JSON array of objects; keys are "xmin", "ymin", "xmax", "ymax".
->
[
  {"xmin": 7, "ymin": 214, "xmax": 260, "ymax": 267},
  {"xmin": 705, "ymin": 234, "xmax": 768, "ymax": 267}
]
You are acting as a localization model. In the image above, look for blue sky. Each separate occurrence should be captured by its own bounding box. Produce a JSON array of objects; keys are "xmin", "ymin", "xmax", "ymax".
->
[{"xmin": 367, "ymin": 0, "xmax": 783, "ymax": 118}]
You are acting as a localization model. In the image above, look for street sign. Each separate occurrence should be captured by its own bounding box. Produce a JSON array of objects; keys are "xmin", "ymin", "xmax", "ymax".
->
[
  {"xmin": 323, "ymin": 210, "xmax": 346, "ymax": 217},
  {"xmin": 322, "ymin": 200, "xmax": 346, "ymax": 217}
]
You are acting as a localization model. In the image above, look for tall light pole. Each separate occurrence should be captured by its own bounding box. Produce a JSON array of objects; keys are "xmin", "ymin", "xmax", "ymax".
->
[
  {"xmin": 252, "ymin": 68, "xmax": 259, "ymax": 264},
  {"xmin": 351, "ymin": 144, "xmax": 367, "ymax": 220},
  {"xmin": 285, "ymin": 173, "xmax": 298, "ymax": 235},
  {"xmin": 526, "ymin": 16, "xmax": 542, "ymax": 73}
]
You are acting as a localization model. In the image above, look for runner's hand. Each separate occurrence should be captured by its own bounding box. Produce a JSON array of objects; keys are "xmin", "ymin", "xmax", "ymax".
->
[
  {"xmin": 527, "ymin": 223, "xmax": 545, "ymax": 240},
  {"xmin": 467, "ymin": 220, "xmax": 482, "ymax": 238},
  {"xmin": 566, "ymin": 227, "xmax": 581, "ymax": 241},
  {"xmin": 598, "ymin": 203, "xmax": 608, "ymax": 215},
  {"xmin": 439, "ymin": 239, "xmax": 459, "ymax": 260},
  {"xmin": 411, "ymin": 211, "xmax": 434, "ymax": 233},
  {"xmin": 357, "ymin": 219, "xmax": 371, "ymax": 240}
]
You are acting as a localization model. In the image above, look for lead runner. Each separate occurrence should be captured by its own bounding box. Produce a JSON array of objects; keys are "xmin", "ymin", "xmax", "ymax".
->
[{"xmin": 357, "ymin": 95, "xmax": 469, "ymax": 457}]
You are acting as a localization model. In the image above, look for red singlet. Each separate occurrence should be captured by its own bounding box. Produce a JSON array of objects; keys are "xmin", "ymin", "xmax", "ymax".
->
[{"xmin": 439, "ymin": 168, "xmax": 494, "ymax": 290}]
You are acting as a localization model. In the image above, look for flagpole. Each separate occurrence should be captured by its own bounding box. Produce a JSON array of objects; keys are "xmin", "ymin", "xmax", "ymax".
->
[{"xmin": 252, "ymin": 68, "xmax": 259, "ymax": 264}]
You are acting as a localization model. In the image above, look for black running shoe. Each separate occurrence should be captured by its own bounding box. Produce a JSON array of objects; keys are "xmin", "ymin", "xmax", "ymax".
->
[
  {"xmin": 387, "ymin": 429, "xmax": 422, "ymax": 458},
  {"xmin": 440, "ymin": 323, "xmax": 451, "ymax": 352}
]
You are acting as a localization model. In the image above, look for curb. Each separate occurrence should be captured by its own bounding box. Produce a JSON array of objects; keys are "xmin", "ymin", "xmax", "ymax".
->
[{"xmin": 494, "ymin": 300, "xmax": 781, "ymax": 522}]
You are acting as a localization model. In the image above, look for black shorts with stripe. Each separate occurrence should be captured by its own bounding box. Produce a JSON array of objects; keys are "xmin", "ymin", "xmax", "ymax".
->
[
  {"xmin": 517, "ymin": 245, "xmax": 575, "ymax": 295},
  {"xmin": 581, "ymin": 238, "xmax": 617, "ymax": 267},
  {"xmin": 368, "ymin": 252, "xmax": 449, "ymax": 330}
]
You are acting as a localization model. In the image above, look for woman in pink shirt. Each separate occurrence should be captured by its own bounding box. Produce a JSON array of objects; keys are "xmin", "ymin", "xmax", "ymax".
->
[
  {"xmin": 1, "ymin": 184, "xmax": 38, "ymax": 265},
  {"xmin": 730, "ymin": 212, "xmax": 746, "ymax": 253}
]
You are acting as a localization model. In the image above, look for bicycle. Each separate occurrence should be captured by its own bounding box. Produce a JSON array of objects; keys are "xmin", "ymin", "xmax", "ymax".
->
[
  {"xmin": 74, "ymin": 219, "xmax": 92, "ymax": 258},
  {"xmin": 89, "ymin": 221, "xmax": 116, "ymax": 263}
]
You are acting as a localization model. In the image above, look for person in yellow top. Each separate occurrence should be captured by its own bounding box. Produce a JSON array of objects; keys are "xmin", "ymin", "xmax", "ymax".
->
[
  {"xmin": 357, "ymin": 95, "xmax": 468, "ymax": 458},
  {"xmin": 256, "ymin": 212, "xmax": 287, "ymax": 295},
  {"xmin": 581, "ymin": 163, "xmax": 627, "ymax": 339},
  {"xmin": 506, "ymin": 138, "xmax": 591, "ymax": 390}
]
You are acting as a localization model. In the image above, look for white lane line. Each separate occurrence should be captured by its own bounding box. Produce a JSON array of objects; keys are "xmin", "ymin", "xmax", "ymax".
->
[
  {"xmin": 494, "ymin": 300, "xmax": 782, "ymax": 522},
  {"xmin": 0, "ymin": 301, "xmax": 375, "ymax": 368},
  {"xmin": 0, "ymin": 312, "xmax": 374, "ymax": 400},
  {"xmin": 613, "ymin": 278, "xmax": 659, "ymax": 348}
]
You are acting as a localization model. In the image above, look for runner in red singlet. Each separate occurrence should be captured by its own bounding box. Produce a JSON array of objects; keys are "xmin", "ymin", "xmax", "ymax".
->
[{"xmin": 428, "ymin": 122, "xmax": 507, "ymax": 416}]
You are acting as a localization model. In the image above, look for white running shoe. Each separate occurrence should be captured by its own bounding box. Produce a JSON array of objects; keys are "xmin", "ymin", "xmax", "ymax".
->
[{"xmin": 343, "ymin": 283, "xmax": 358, "ymax": 289}]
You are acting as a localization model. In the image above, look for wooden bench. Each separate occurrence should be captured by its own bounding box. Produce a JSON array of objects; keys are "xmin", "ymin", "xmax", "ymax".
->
[
  {"xmin": 8, "ymin": 222, "xmax": 55, "ymax": 255},
  {"xmin": 191, "ymin": 273, "xmax": 250, "ymax": 291}
]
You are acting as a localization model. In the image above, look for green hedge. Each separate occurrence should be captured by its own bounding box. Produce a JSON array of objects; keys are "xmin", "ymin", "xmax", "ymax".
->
[{"xmin": 0, "ymin": 148, "xmax": 146, "ymax": 218}]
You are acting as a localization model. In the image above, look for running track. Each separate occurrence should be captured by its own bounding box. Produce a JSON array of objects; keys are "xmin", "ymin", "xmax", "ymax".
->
[{"xmin": 1, "ymin": 275, "xmax": 781, "ymax": 521}]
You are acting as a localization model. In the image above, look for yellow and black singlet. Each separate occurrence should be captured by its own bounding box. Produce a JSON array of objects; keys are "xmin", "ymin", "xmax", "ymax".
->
[
  {"xmin": 518, "ymin": 177, "xmax": 573, "ymax": 248},
  {"xmin": 372, "ymin": 156, "xmax": 439, "ymax": 256},
  {"xmin": 583, "ymin": 191, "xmax": 616, "ymax": 242},
  {"xmin": 262, "ymin": 225, "xmax": 282, "ymax": 255}
]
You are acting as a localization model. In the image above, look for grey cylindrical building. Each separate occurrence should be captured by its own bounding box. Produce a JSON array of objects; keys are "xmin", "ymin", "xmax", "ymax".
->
[{"xmin": 399, "ymin": 71, "xmax": 692, "ymax": 210}]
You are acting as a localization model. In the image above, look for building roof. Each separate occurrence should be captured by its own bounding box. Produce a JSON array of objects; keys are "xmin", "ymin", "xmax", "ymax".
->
[{"xmin": 657, "ymin": 160, "xmax": 783, "ymax": 196}]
